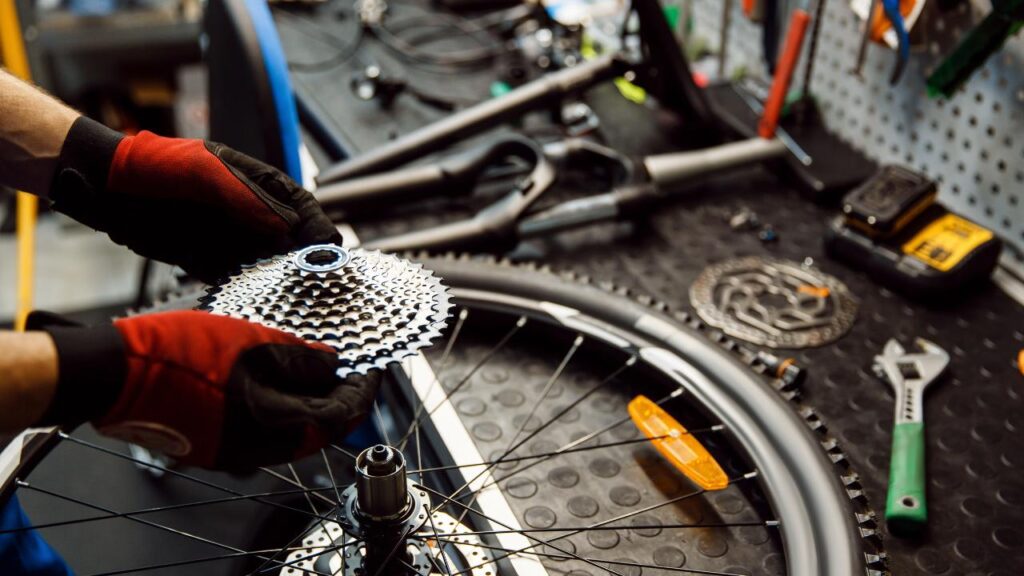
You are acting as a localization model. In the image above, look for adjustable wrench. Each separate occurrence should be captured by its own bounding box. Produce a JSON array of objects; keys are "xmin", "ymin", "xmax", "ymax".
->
[{"xmin": 872, "ymin": 338, "xmax": 950, "ymax": 536}]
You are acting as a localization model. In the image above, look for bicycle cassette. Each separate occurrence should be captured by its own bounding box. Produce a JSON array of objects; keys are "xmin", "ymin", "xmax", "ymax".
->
[
  {"xmin": 689, "ymin": 256, "xmax": 857, "ymax": 348},
  {"xmin": 198, "ymin": 244, "xmax": 451, "ymax": 377}
]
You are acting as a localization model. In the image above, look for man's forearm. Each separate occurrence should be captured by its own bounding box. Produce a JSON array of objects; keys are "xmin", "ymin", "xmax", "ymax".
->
[
  {"xmin": 0, "ymin": 332, "xmax": 58, "ymax": 433},
  {"xmin": 0, "ymin": 68, "xmax": 80, "ymax": 195}
]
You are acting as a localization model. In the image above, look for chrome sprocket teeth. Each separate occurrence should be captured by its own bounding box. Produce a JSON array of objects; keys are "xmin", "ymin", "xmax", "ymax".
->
[{"xmin": 198, "ymin": 245, "xmax": 451, "ymax": 378}]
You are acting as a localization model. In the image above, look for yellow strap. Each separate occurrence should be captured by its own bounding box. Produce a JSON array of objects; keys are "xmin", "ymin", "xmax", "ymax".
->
[{"xmin": 0, "ymin": 0, "xmax": 37, "ymax": 331}]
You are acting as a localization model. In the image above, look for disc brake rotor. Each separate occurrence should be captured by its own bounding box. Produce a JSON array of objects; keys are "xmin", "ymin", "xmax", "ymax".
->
[
  {"xmin": 198, "ymin": 244, "xmax": 451, "ymax": 377},
  {"xmin": 282, "ymin": 505, "xmax": 493, "ymax": 576},
  {"xmin": 689, "ymin": 256, "xmax": 858, "ymax": 348}
]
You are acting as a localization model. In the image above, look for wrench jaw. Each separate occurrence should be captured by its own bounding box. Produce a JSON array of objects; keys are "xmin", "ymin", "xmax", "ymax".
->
[{"xmin": 872, "ymin": 337, "xmax": 951, "ymax": 400}]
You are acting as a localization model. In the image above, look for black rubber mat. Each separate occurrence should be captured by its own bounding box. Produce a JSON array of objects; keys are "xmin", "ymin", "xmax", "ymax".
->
[
  {"xmin": 280, "ymin": 9, "xmax": 1024, "ymax": 569},
  {"xmin": 422, "ymin": 327, "xmax": 783, "ymax": 576}
]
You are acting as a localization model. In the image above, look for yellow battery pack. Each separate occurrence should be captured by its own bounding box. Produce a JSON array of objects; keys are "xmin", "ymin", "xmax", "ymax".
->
[
  {"xmin": 825, "ymin": 204, "xmax": 1002, "ymax": 302},
  {"xmin": 901, "ymin": 213, "xmax": 994, "ymax": 272}
]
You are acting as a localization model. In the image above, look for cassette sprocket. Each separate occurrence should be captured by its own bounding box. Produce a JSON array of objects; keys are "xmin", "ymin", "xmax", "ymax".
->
[{"xmin": 198, "ymin": 244, "xmax": 451, "ymax": 377}]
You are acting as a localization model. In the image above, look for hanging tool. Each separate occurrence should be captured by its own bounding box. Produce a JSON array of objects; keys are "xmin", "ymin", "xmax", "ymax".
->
[
  {"xmin": 926, "ymin": 0, "xmax": 1024, "ymax": 98},
  {"xmin": 758, "ymin": 6, "xmax": 812, "ymax": 138},
  {"xmin": 762, "ymin": 0, "xmax": 782, "ymax": 72},
  {"xmin": 880, "ymin": 0, "xmax": 910, "ymax": 83},
  {"xmin": 872, "ymin": 338, "xmax": 949, "ymax": 536},
  {"xmin": 628, "ymin": 395, "xmax": 728, "ymax": 490},
  {"xmin": 799, "ymin": 0, "xmax": 828, "ymax": 97},
  {"xmin": 718, "ymin": 0, "xmax": 734, "ymax": 78},
  {"xmin": 851, "ymin": 0, "xmax": 880, "ymax": 76}
]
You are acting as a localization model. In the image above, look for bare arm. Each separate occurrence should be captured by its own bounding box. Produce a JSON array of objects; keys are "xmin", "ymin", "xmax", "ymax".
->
[
  {"xmin": 0, "ymin": 332, "xmax": 58, "ymax": 434},
  {"xmin": 0, "ymin": 68, "xmax": 80, "ymax": 195}
]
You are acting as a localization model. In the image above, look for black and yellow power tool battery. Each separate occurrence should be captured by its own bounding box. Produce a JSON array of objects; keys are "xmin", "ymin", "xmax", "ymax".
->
[{"xmin": 825, "ymin": 166, "xmax": 1003, "ymax": 301}]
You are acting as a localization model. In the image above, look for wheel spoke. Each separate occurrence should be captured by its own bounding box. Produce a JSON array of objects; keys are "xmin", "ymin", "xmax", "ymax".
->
[
  {"xmin": 396, "ymin": 308, "xmax": 469, "ymax": 451},
  {"xmin": 448, "ymin": 388, "xmax": 689, "ymax": 516},
  {"xmin": 289, "ymin": 462, "xmax": 332, "ymax": 540},
  {"xmin": 252, "ymin": 539, "xmax": 361, "ymax": 575},
  {"xmin": 321, "ymin": 449, "xmax": 345, "ymax": 506},
  {"xmin": 0, "ymin": 485, "xmax": 347, "ymax": 535},
  {"xmin": 249, "ymin": 451, "xmax": 348, "ymax": 576},
  {"xmin": 408, "ymin": 433, "xmax": 682, "ymax": 474},
  {"xmin": 329, "ymin": 443, "xmax": 359, "ymax": 461},
  {"xmin": 416, "ymin": 519, "xmax": 773, "ymax": 538},
  {"xmin": 409, "ymin": 315, "xmax": 528, "ymax": 449},
  {"xmin": 87, "ymin": 546, "xmax": 315, "ymax": 576},
  {"xmin": 424, "ymin": 503, "xmax": 455, "ymax": 576},
  {"xmin": 374, "ymin": 400, "xmax": 392, "ymax": 446},
  {"xmin": 368, "ymin": 524, "xmax": 417, "ymax": 576},
  {"xmin": 414, "ymin": 421, "xmax": 424, "ymax": 485},
  {"xmin": 502, "ymin": 335, "xmax": 583, "ymax": 451},
  {"xmin": 17, "ymin": 480, "xmax": 327, "ymax": 574},
  {"xmin": 423, "ymin": 472, "xmax": 758, "ymax": 576},
  {"xmin": 416, "ymin": 484, "xmax": 625, "ymax": 576},
  {"xmin": 61, "ymin": 433, "xmax": 341, "ymax": 526},
  {"xmin": 438, "ymin": 354, "xmax": 637, "ymax": 517},
  {"xmin": 260, "ymin": 466, "xmax": 337, "ymax": 508}
]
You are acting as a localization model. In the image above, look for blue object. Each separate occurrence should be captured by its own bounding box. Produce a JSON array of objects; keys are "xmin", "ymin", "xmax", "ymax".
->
[
  {"xmin": 67, "ymin": 0, "xmax": 117, "ymax": 16},
  {"xmin": 881, "ymin": 0, "xmax": 910, "ymax": 84},
  {"xmin": 243, "ymin": 0, "xmax": 304, "ymax": 183},
  {"xmin": 0, "ymin": 496, "xmax": 73, "ymax": 576}
]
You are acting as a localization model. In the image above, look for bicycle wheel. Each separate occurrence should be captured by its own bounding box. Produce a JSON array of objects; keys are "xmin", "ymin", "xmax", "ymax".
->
[{"xmin": 0, "ymin": 255, "xmax": 883, "ymax": 576}]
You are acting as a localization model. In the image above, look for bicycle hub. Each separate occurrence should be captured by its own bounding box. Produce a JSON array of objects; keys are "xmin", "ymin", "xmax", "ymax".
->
[
  {"xmin": 354, "ymin": 445, "xmax": 414, "ymax": 575},
  {"xmin": 355, "ymin": 444, "xmax": 410, "ymax": 520}
]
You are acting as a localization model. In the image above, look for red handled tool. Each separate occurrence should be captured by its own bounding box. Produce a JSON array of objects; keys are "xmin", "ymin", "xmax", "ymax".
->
[{"xmin": 758, "ymin": 9, "xmax": 811, "ymax": 138}]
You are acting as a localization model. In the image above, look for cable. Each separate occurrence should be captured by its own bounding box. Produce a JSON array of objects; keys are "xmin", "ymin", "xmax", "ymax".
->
[
  {"xmin": 370, "ymin": 21, "xmax": 499, "ymax": 68},
  {"xmin": 273, "ymin": 7, "xmax": 364, "ymax": 72}
]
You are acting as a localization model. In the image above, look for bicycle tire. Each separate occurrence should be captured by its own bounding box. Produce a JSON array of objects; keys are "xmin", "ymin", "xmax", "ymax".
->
[{"xmin": 0, "ymin": 254, "xmax": 886, "ymax": 576}]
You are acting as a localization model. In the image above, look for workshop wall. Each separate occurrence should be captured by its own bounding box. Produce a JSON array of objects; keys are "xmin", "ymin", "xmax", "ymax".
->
[{"xmin": 692, "ymin": 0, "xmax": 1024, "ymax": 267}]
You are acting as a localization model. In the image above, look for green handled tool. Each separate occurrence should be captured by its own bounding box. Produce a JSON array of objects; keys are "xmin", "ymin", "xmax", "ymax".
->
[
  {"xmin": 926, "ymin": 0, "xmax": 1024, "ymax": 98},
  {"xmin": 872, "ymin": 338, "xmax": 949, "ymax": 537}
]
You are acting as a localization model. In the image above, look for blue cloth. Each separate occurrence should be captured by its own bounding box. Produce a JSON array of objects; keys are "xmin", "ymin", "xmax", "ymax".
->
[{"xmin": 0, "ymin": 496, "xmax": 73, "ymax": 576}]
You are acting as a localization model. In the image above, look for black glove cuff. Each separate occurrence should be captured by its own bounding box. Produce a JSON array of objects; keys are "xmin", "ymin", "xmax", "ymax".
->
[
  {"xmin": 49, "ymin": 116, "xmax": 125, "ymax": 226},
  {"xmin": 36, "ymin": 324, "xmax": 127, "ymax": 429}
]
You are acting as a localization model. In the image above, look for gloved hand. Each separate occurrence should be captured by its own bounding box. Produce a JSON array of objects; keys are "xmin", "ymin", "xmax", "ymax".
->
[
  {"xmin": 28, "ymin": 310, "xmax": 380, "ymax": 471},
  {"xmin": 48, "ymin": 117, "xmax": 341, "ymax": 283}
]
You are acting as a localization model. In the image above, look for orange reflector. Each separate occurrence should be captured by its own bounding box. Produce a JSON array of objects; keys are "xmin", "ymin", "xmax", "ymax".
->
[
  {"xmin": 798, "ymin": 284, "xmax": 830, "ymax": 298},
  {"xmin": 1018, "ymin": 349, "xmax": 1023, "ymax": 376},
  {"xmin": 628, "ymin": 395, "xmax": 728, "ymax": 491}
]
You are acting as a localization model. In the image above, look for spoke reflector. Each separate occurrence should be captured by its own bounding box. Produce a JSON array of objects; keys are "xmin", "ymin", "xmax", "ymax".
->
[{"xmin": 628, "ymin": 395, "xmax": 728, "ymax": 491}]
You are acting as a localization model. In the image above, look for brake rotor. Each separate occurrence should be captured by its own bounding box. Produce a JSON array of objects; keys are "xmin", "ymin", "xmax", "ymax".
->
[
  {"xmin": 280, "ymin": 506, "xmax": 494, "ymax": 576},
  {"xmin": 689, "ymin": 256, "xmax": 857, "ymax": 348},
  {"xmin": 198, "ymin": 244, "xmax": 451, "ymax": 377}
]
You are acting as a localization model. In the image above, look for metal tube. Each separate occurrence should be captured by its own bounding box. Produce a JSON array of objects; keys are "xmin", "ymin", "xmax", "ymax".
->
[
  {"xmin": 642, "ymin": 137, "xmax": 788, "ymax": 187},
  {"xmin": 315, "ymin": 54, "xmax": 621, "ymax": 185},
  {"xmin": 315, "ymin": 165, "xmax": 446, "ymax": 209}
]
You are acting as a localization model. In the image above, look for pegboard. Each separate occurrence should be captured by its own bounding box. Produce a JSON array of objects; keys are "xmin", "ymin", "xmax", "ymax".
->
[{"xmin": 689, "ymin": 0, "xmax": 1024, "ymax": 265}]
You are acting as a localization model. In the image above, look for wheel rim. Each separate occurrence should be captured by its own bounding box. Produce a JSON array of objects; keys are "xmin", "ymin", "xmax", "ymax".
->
[{"xmin": 0, "ymin": 259, "xmax": 869, "ymax": 576}]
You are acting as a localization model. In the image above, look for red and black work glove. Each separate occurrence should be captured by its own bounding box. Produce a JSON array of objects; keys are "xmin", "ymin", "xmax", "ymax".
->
[
  {"xmin": 27, "ymin": 310, "xmax": 380, "ymax": 472},
  {"xmin": 49, "ymin": 117, "xmax": 341, "ymax": 283}
]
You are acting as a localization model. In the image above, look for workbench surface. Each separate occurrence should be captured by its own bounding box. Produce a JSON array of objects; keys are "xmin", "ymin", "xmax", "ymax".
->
[{"xmin": 278, "ymin": 6, "xmax": 1024, "ymax": 573}]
